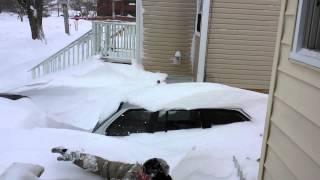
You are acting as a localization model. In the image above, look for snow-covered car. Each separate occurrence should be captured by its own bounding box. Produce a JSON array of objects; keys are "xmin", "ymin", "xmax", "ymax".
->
[
  {"xmin": 93, "ymin": 103, "xmax": 251, "ymax": 136},
  {"xmin": 93, "ymin": 83, "xmax": 264, "ymax": 136},
  {"xmin": 0, "ymin": 83, "xmax": 268, "ymax": 180}
]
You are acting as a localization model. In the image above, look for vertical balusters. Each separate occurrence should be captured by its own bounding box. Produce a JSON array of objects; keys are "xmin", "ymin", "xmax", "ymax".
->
[
  {"xmin": 129, "ymin": 25, "xmax": 132, "ymax": 59},
  {"xmin": 68, "ymin": 48, "xmax": 71, "ymax": 66},
  {"xmin": 86, "ymin": 39, "xmax": 89, "ymax": 59},
  {"xmin": 121, "ymin": 24, "xmax": 124, "ymax": 58},
  {"xmin": 117, "ymin": 24, "xmax": 119, "ymax": 58},
  {"xmin": 106, "ymin": 23, "xmax": 110, "ymax": 57},
  {"xmin": 81, "ymin": 42, "xmax": 85, "ymax": 62},
  {"xmin": 134, "ymin": 24, "xmax": 136, "ymax": 59},
  {"xmin": 111, "ymin": 23, "xmax": 114, "ymax": 56},
  {"xmin": 63, "ymin": 52, "xmax": 66, "ymax": 69},
  {"xmin": 92, "ymin": 22, "xmax": 96, "ymax": 55},
  {"xmin": 58, "ymin": 54, "xmax": 61, "ymax": 71},
  {"xmin": 32, "ymin": 69, "xmax": 35, "ymax": 79},
  {"xmin": 77, "ymin": 43, "xmax": 80, "ymax": 64},
  {"xmin": 72, "ymin": 46, "xmax": 75, "ymax": 65}
]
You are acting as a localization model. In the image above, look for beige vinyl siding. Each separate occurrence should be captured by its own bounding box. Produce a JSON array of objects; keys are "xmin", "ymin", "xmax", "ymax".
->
[
  {"xmin": 205, "ymin": 0, "xmax": 280, "ymax": 90},
  {"xmin": 259, "ymin": 0, "xmax": 320, "ymax": 179},
  {"xmin": 142, "ymin": 0, "xmax": 196, "ymax": 77}
]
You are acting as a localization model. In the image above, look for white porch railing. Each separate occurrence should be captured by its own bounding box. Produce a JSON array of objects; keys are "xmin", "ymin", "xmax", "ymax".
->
[
  {"xmin": 30, "ymin": 21, "xmax": 137, "ymax": 79},
  {"xmin": 30, "ymin": 30, "xmax": 94, "ymax": 79},
  {"xmin": 92, "ymin": 21, "xmax": 136, "ymax": 63}
]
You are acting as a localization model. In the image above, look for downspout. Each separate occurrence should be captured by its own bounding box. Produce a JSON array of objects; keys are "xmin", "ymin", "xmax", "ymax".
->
[{"xmin": 196, "ymin": 0, "xmax": 211, "ymax": 82}]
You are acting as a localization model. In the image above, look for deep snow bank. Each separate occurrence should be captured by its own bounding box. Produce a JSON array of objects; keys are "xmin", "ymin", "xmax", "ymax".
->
[{"xmin": 0, "ymin": 98, "xmax": 47, "ymax": 129}]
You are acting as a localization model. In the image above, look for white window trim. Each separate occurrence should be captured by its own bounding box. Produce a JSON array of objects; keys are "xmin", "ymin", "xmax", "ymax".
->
[
  {"xmin": 290, "ymin": 0, "xmax": 320, "ymax": 68},
  {"xmin": 196, "ymin": 0, "xmax": 211, "ymax": 82},
  {"xmin": 136, "ymin": 0, "xmax": 142, "ymax": 65}
]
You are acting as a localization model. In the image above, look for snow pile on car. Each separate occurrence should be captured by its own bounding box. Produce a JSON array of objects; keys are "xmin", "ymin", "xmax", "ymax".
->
[
  {"xmin": 11, "ymin": 60, "xmax": 166, "ymax": 130},
  {"xmin": 127, "ymin": 82, "xmax": 267, "ymax": 113}
]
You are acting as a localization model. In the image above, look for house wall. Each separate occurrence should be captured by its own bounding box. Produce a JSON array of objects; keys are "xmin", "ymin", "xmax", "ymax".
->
[
  {"xmin": 205, "ymin": 0, "xmax": 280, "ymax": 91},
  {"xmin": 142, "ymin": 0, "xmax": 197, "ymax": 79},
  {"xmin": 259, "ymin": 0, "xmax": 320, "ymax": 179}
]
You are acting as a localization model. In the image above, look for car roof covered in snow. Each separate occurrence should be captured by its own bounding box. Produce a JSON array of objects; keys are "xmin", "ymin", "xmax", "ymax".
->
[{"xmin": 126, "ymin": 82, "xmax": 267, "ymax": 113}]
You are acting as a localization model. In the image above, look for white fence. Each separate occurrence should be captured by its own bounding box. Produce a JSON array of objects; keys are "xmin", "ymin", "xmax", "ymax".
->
[
  {"xmin": 92, "ymin": 21, "xmax": 137, "ymax": 63},
  {"xmin": 30, "ymin": 30, "xmax": 93, "ymax": 79}
]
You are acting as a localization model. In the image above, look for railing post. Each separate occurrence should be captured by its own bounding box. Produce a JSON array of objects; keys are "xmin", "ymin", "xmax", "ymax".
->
[
  {"xmin": 92, "ymin": 22, "xmax": 97, "ymax": 55},
  {"xmin": 106, "ymin": 24, "xmax": 110, "ymax": 57},
  {"xmin": 81, "ymin": 42, "xmax": 84, "ymax": 62},
  {"xmin": 86, "ymin": 39, "xmax": 89, "ymax": 59},
  {"xmin": 97, "ymin": 23, "xmax": 102, "ymax": 54}
]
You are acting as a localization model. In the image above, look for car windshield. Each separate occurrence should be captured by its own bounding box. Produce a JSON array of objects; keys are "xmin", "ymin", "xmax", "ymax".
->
[{"xmin": 105, "ymin": 108, "xmax": 250, "ymax": 136}]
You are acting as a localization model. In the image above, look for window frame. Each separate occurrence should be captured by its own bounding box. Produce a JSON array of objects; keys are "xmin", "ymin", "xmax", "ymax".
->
[{"xmin": 290, "ymin": 0, "xmax": 320, "ymax": 68}]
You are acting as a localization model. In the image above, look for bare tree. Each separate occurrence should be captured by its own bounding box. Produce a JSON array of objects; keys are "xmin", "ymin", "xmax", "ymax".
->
[
  {"xmin": 61, "ymin": 1, "xmax": 69, "ymax": 35},
  {"xmin": 17, "ymin": 0, "xmax": 45, "ymax": 40}
]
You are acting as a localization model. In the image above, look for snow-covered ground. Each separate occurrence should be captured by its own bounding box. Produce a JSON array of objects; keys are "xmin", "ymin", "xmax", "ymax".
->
[
  {"xmin": 0, "ymin": 13, "xmax": 91, "ymax": 92},
  {"xmin": 0, "ymin": 13, "xmax": 268, "ymax": 180}
]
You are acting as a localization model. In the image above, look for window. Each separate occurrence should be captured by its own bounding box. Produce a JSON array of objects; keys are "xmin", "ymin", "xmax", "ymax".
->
[
  {"xmin": 166, "ymin": 110, "xmax": 202, "ymax": 130},
  {"xmin": 303, "ymin": 0, "xmax": 320, "ymax": 51},
  {"xmin": 103, "ymin": 108, "xmax": 250, "ymax": 136},
  {"xmin": 198, "ymin": 109, "xmax": 250, "ymax": 128},
  {"xmin": 291, "ymin": 0, "xmax": 320, "ymax": 68},
  {"xmin": 106, "ymin": 109, "xmax": 153, "ymax": 136}
]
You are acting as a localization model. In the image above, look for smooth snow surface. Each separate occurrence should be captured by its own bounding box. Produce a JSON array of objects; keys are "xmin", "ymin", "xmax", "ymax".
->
[{"xmin": 0, "ymin": 97, "xmax": 47, "ymax": 129}]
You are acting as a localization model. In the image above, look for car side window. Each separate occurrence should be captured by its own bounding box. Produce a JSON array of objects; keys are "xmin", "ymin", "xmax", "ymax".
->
[
  {"xmin": 199, "ymin": 109, "xmax": 250, "ymax": 128},
  {"xmin": 106, "ymin": 109, "xmax": 152, "ymax": 136},
  {"xmin": 155, "ymin": 110, "xmax": 201, "ymax": 131}
]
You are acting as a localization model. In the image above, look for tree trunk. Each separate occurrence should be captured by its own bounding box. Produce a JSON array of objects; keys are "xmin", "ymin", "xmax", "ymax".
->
[
  {"xmin": 18, "ymin": 0, "xmax": 44, "ymax": 40},
  {"xmin": 62, "ymin": 3, "xmax": 69, "ymax": 35}
]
